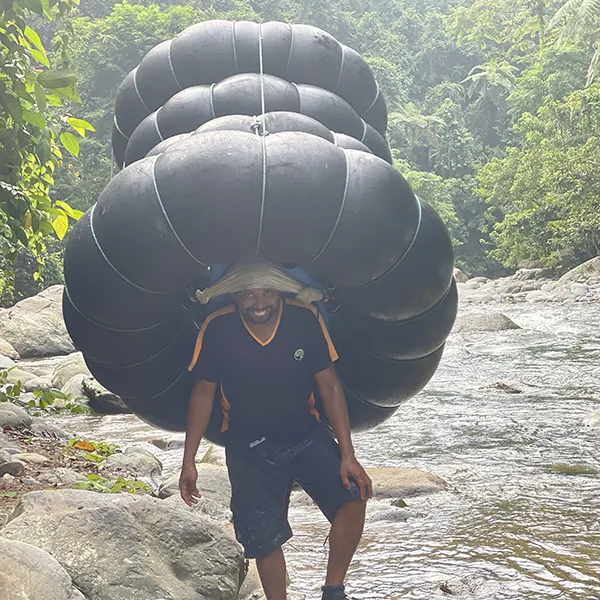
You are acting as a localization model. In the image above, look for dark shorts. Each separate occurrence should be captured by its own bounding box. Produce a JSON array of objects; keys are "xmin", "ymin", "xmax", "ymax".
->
[{"xmin": 225, "ymin": 423, "xmax": 361, "ymax": 559}]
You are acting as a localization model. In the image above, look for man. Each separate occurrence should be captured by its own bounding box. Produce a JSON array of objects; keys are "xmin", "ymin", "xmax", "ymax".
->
[{"xmin": 179, "ymin": 281, "xmax": 372, "ymax": 600}]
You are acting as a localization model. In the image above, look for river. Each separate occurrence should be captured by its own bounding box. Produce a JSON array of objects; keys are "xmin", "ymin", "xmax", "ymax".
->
[{"xmin": 56, "ymin": 302, "xmax": 600, "ymax": 600}]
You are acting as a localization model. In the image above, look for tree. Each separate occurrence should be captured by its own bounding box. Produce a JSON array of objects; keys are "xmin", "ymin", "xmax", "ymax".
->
[
  {"xmin": 548, "ymin": 0, "xmax": 600, "ymax": 85},
  {"xmin": 478, "ymin": 85, "xmax": 600, "ymax": 268},
  {"xmin": 0, "ymin": 0, "xmax": 90, "ymax": 300}
]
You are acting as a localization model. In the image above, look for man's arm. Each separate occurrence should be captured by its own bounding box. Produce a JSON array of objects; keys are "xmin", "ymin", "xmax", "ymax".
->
[
  {"xmin": 315, "ymin": 365, "xmax": 373, "ymax": 500},
  {"xmin": 179, "ymin": 379, "xmax": 217, "ymax": 506}
]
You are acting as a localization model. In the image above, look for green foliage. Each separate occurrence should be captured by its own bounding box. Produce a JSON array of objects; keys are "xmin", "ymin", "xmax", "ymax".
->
[
  {"xmin": 64, "ymin": 437, "xmax": 120, "ymax": 462},
  {"xmin": 0, "ymin": 0, "xmax": 89, "ymax": 296},
  {"xmin": 27, "ymin": 387, "xmax": 94, "ymax": 414},
  {"xmin": 478, "ymin": 85, "xmax": 600, "ymax": 268},
  {"xmin": 0, "ymin": 367, "xmax": 22, "ymax": 403},
  {"xmin": 74, "ymin": 473, "xmax": 151, "ymax": 494}
]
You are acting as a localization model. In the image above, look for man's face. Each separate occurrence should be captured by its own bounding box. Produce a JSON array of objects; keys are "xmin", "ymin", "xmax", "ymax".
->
[{"xmin": 234, "ymin": 289, "xmax": 281, "ymax": 324}]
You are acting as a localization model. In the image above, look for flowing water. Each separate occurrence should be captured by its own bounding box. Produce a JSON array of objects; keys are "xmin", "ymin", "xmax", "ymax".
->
[{"xmin": 56, "ymin": 302, "xmax": 600, "ymax": 600}]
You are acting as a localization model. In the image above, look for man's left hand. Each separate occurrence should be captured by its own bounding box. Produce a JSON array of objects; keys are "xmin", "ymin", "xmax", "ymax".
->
[{"xmin": 340, "ymin": 455, "xmax": 373, "ymax": 500}]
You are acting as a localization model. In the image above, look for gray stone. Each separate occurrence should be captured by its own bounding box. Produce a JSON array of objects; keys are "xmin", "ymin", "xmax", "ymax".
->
[
  {"xmin": 0, "ymin": 449, "xmax": 11, "ymax": 463},
  {"xmin": 0, "ymin": 286, "xmax": 75, "ymax": 358},
  {"xmin": 0, "ymin": 432, "xmax": 21, "ymax": 454},
  {"xmin": 164, "ymin": 494, "xmax": 232, "ymax": 524},
  {"xmin": 52, "ymin": 353, "xmax": 91, "ymax": 389},
  {"xmin": 453, "ymin": 268, "xmax": 468, "ymax": 283},
  {"xmin": 0, "ymin": 460, "xmax": 25, "ymax": 477},
  {"xmin": 2, "ymin": 489, "xmax": 243, "ymax": 600},
  {"xmin": 525, "ymin": 290, "xmax": 555, "ymax": 303},
  {"xmin": 38, "ymin": 468, "xmax": 86, "ymax": 486},
  {"xmin": 0, "ymin": 402, "xmax": 32, "ymax": 429},
  {"xmin": 367, "ymin": 467, "xmax": 447, "ymax": 498},
  {"xmin": 0, "ymin": 338, "xmax": 19, "ymax": 360},
  {"xmin": 468, "ymin": 277, "xmax": 490, "ymax": 284},
  {"xmin": 583, "ymin": 408, "xmax": 600, "ymax": 428},
  {"xmin": 4, "ymin": 368, "xmax": 38, "ymax": 386},
  {"xmin": 61, "ymin": 374, "xmax": 87, "ymax": 399},
  {"xmin": 149, "ymin": 437, "xmax": 185, "ymax": 451},
  {"xmin": 102, "ymin": 446, "xmax": 162, "ymax": 479},
  {"xmin": 514, "ymin": 268, "xmax": 553, "ymax": 281},
  {"xmin": 11, "ymin": 452, "xmax": 49, "ymax": 465},
  {"xmin": 0, "ymin": 538, "xmax": 85, "ymax": 600},
  {"xmin": 453, "ymin": 312, "xmax": 521, "ymax": 333},
  {"xmin": 81, "ymin": 377, "xmax": 129, "ymax": 414},
  {"xmin": 369, "ymin": 508, "xmax": 411, "ymax": 522},
  {"xmin": 21, "ymin": 477, "xmax": 41, "ymax": 486},
  {"xmin": 158, "ymin": 463, "xmax": 232, "ymax": 508},
  {"xmin": 238, "ymin": 560, "xmax": 263, "ymax": 600},
  {"xmin": 22, "ymin": 376, "xmax": 53, "ymax": 392},
  {"xmin": 570, "ymin": 283, "xmax": 588, "ymax": 297},
  {"xmin": 0, "ymin": 355, "xmax": 16, "ymax": 369},
  {"xmin": 30, "ymin": 417, "xmax": 71, "ymax": 440},
  {"xmin": 557, "ymin": 256, "xmax": 600, "ymax": 285}
]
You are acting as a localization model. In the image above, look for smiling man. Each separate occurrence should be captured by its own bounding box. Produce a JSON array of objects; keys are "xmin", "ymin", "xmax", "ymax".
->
[{"xmin": 179, "ymin": 260, "xmax": 372, "ymax": 600}]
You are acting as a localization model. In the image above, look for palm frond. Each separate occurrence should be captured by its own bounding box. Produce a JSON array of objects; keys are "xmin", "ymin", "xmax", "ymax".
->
[{"xmin": 586, "ymin": 42, "xmax": 600, "ymax": 86}]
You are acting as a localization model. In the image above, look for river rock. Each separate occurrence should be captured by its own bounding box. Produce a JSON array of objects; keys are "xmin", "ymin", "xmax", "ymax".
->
[
  {"xmin": 514, "ymin": 268, "xmax": 553, "ymax": 281},
  {"xmin": 0, "ymin": 538, "xmax": 85, "ymax": 600},
  {"xmin": 0, "ymin": 449, "xmax": 11, "ymax": 463},
  {"xmin": 22, "ymin": 376, "xmax": 53, "ymax": 392},
  {"xmin": 11, "ymin": 452, "xmax": 49, "ymax": 465},
  {"xmin": 0, "ymin": 355, "xmax": 16, "ymax": 369},
  {"xmin": 367, "ymin": 467, "xmax": 447, "ymax": 498},
  {"xmin": 0, "ymin": 432, "xmax": 21, "ymax": 453},
  {"xmin": 0, "ymin": 286, "xmax": 75, "ymax": 358},
  {"xmin": 81, "ymin": 377, "xmax": 129, "ymax": 414},
  {"xmin": 61, "ymin": 374, "xmax": 87, "ymax": 399},
  {"xmin": 557, "ymin": 256, "xmax": 600, "ymax": 285},
  {"xmin": 51, "ymin": 353, "xmax": 90, "ymax": 389},
  {"xmin": 2, "ymin": 489, "xmax": 243, "ymax": 600},
  {"xmin": 4, "ymin": 368, "xmax": 38, "ymax": 386},
  {"xmin": 102, "ymin": 446, "xmax": 162, "ymax": 479},
  {"xmin": 30, "ymin": 417, "xmax": 71, "ymax": 440},
  {"xmin": 583, "ymin": 408, "xmax": 600, "ymax": 428},
  {"xmin": 164, "ymin": 494, "xmax": 232, "ymax": 524},
  {"xmin": 0, "ymin": 338, "xmax": 19, "ymax": 361},
  {"xmin": 0, "ymin": 402, "xmax": 32, "ymax": 429},
  {"xmin": 38, "ymin": 468, "xmax": 86, "ymax": 486},
  {"xmin": 158, "ymin": 463, "xmax": 232, "ymax": 507},
  {"xmin": 453, "ymin": 312, "xmax": 521, "ymax": 333},
  {"xmin": 0, "ymin": 460, "xmax": 25, "ymax": 477},
  {"xmin": 453, "ymin": 268, "xmax": 468, "ymax": 283}
]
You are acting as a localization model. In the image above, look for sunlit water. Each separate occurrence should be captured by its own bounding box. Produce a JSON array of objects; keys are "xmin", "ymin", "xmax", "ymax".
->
[{"xmin": 53, "ymin": 303, "xmax": 600, "ymax": 599}]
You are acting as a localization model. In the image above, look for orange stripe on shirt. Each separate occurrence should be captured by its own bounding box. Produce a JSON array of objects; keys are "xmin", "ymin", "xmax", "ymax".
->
[
  {"xmin": 220, "ymin": 384, "xmax": 231, "ymax": 433},
  {"xmin": 187, "ymin": 305, "xmax": 235, "ymax": 371}
]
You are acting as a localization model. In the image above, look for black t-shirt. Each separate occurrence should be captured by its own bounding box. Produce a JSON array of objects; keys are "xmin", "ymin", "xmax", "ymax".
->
[{"xmin": 188, "ymin": 297, "xmax": 338, "ymax": 440}]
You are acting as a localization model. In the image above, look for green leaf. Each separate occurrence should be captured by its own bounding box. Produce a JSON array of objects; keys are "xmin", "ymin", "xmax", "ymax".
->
[
  {"xmin": 37, "ymin": 69, "xmax": 78, "ymax": 90},
  {"xmin": 60, "ymin": 132, "xmax": 79, "ymax": 157},
  {"xmin": 24, "ymin": 26, "xmax": 49, "ymax": 67},
  {"xmin": 1, "ymin": 94, "xmax": 23, "ymax": 125},
  {"xmin": 23, "ymin": 108, "xmax": 46, "ymax": 129},
  {"xmin": 46, "ymin": 93, "xmax": 63, "ymax": 107},
  {"xmin": 55, "ymin": 200, "xmax": 84, "ymax": 219},
  {"xmin": 67, "ymin": 117, "xmax": 95, "ymax": 137},
  {"xmin": 54, "ymin": 86, "xmax": 81, "ymax": 104},
  {"xmin": 34, "ymin": 82, "xmax": 47, "ymax": 112},
  {"xmin": 52, "ymin": 213, "xmax": 69, "ymax": 240}
]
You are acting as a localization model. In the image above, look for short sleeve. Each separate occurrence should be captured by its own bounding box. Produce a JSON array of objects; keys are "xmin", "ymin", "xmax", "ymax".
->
[
  {"xmin": 188, "ymin": 320, "xmax": 220, "ymax": 383},
  {"xmin": 304, "ymin": 312, "xmax": 339, "ymax": 374}
]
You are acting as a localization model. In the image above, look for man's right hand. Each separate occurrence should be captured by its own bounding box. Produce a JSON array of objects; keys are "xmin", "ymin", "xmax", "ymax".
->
[{"xmin": 179, "ymin": 463, "xmax": 201, "ymax": 506}]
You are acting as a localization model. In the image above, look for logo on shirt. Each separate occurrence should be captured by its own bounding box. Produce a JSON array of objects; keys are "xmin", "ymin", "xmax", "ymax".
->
[{"xmin": 294, "ymin": 348, "xmax": 305, "ymax": 361}]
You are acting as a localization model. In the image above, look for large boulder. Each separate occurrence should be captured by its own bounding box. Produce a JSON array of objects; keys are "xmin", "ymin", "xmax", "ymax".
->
[
  {"xmin": 4, "ymin": 368, "xmax": 38, "ymax": 386},
  {"xmin": 0, "ymin": 402, "xmax": 32, "ymax": 429},
  {"xmin": 158, "ymin": 463, "xmax": 232, "ymax": 507},
  {"xmin": 557, "ymin": 256, "xmax": 600, "ymax": 286},
  {"xmin": 453, "ymin": 312, "xmax": 521, "ymax": 333},
  {"xmin": 0, "ymin": 538, "xmax": 85, "ymax": 600},
  {"xmin": 366, "ymin": 467, "xmax": 447, "ymax": 498},
  {"xmin": 101, "ymin": 446, "xmax": 162, "ymax": 479},
  {"xmin": 0, "ymin": 286, "xmax": 75, "ymax": 358},
  {"xmin": 81, "ymin": 377, "xmax": 129, "ymax": 414},
  {"xmin": 2, "ymin": 489, "xmax": 244, "ymax": 600},
  {"xmin": 51, "ymin": 353, "xmax": 91, "ymax": 389},
  {"xmin": 0, "ymin": 338, "xmax": 19, "ymax": 360}
]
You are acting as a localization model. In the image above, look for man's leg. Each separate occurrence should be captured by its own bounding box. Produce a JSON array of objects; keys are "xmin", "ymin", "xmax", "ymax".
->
[
  {"xmin": 256, "ymin": 546, "xmax": 287, "ymax": 600},
  {"xmin": 325, "ymin": 497, "xmax": 367, "ymax": 586}
]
